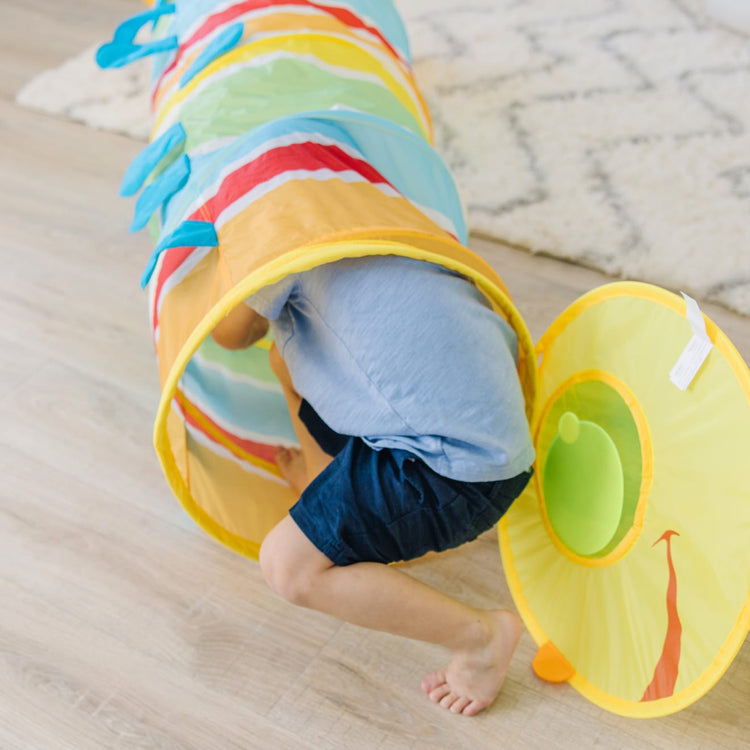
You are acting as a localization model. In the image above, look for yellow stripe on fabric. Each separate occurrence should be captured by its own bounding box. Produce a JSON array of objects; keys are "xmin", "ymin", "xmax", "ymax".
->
[
  {"xmin": 154, "ymin": 237, "xmax": 536, "ymax": 560},
  {"xmin": 152, "ymin": 32, "xmax": 429, "ymax": 140},
  {"xmin": 216, "ymin": 178, "xmax": 453, "ymax": 270}
]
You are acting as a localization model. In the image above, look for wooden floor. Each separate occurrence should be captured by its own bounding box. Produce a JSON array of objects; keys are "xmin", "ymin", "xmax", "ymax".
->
[{"xmin": 1, "ymin": 2, "xmax": 748, "ymax": 748}]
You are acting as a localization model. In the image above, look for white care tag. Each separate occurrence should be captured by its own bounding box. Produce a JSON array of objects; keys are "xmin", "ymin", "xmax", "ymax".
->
[{"xmin": 669, "ymin": 293, "xmax": 713, "ymax": 391}]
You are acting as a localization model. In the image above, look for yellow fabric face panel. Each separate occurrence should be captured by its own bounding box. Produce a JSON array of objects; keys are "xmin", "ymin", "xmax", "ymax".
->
[
  {"xmin": 500, "ymin": 282, "xmax": 750, "ymax": 717},
  {"xmin": 153, "ymin": 33, "xmax": 430, "ymax": 140}
]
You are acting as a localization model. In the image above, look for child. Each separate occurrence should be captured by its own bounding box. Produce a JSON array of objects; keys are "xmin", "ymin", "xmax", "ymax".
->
[{"xmin": 211, "ymin": 253, "xmax": 534, "ymax": 716}]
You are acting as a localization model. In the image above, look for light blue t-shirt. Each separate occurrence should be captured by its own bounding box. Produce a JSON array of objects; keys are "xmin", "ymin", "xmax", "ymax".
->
[{"xmin": 246, "ymin": 256, "xmax": 534, "ymax": 482}]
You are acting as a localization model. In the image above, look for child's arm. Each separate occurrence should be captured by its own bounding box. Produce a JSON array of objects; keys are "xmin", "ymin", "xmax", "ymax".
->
[{"xmin": 211, "ymin": 303, "xmax": 269, "ymax": 349}]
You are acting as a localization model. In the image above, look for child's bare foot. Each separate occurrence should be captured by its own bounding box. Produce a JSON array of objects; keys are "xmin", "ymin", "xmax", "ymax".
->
[
  {"xmin": 275, "ymin": 446, "xmax": 309, "ymax": 494},
  {"xmin": 421, "ymin": 609, "xmax": 521, "ymax": 716}
]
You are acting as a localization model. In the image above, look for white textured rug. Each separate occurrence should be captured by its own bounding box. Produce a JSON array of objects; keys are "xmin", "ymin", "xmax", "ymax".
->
[{"xmin": 17, "ymin": 0, "xmax": 750, "ymax": 315}]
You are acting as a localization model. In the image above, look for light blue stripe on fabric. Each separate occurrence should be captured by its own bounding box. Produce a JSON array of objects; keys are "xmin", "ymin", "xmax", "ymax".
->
[
  {"xmin": 179, "ymin": 22, "xmax": 245, "ymax": 88},
  {"xmin": 162, "ymin": 0, "xmax": 228, "ymax": 38},
  {"xmin": 121, "ymin": 123, "xmax": 186, "ymax": 197},
  {"xmin": 182, "ymin": 357, "xmax": 297, "ymax": 443},
  {"xmin": 345, "ymin": 0, "xmax": 411, "ymax": 62},
  {"xmin": 132, "ymin": 154, "xmax": 191, "ymax": 232},
  {"xmin": 216, "ymin": 110, "xmax": 466, "ymax": 241}
]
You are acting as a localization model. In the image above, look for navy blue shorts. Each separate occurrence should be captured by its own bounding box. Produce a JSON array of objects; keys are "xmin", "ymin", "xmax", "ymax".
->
[{"xmin": 289, "ymin": 400, "xmax": 533, "ymax": 566}]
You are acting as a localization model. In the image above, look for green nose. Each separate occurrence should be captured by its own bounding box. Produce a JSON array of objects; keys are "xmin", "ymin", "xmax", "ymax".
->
[{"xmin": 542, "ymin": 412, "xmax": 624, "ymax": 557}]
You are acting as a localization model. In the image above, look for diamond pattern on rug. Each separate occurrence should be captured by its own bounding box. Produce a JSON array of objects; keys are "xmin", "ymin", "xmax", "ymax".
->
[{"xmin": 403, "ymin": 0, "xmax": 750, "ymax": 314}]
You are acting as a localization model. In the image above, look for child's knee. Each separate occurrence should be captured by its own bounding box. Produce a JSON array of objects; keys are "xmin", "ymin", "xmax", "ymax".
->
[{"xmin": 259, "ymin": 529, "xmax": 314, "ymax": 606}]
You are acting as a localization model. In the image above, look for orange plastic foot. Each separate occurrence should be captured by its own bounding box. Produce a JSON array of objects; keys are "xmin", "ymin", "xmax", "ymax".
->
[{"xmin": 533, "ymin": 641, "xmax": 575, "ymax": 683}]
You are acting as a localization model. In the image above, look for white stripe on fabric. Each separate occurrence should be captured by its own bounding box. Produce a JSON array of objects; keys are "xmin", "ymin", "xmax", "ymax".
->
[
  {"xmin": 187, "ymin": 136, "xmax": 238, "ymax": 158},
  {"xmin": 189, "ymin": 352, "xmax": 283, "ymax": 393},
  {"xmin": 184, "ymin": 420, "xmax": 290, "ymax": 484},
  {"xmin": 408, "ymin": 202, "xmax": 459, "ymax": 238},
  {"xmin": 235, "ymin": 30, "xmax": 419, "ymax": 110},
  {"xmin": 147, "ymin": 250, "xmax": 162, "ymax": 334}
]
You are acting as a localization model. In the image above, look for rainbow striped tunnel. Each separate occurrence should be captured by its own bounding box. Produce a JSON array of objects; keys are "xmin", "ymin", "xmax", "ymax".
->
[{"xmin": 97, "ymin": 0, "xmax": 537, "ymax": 559}]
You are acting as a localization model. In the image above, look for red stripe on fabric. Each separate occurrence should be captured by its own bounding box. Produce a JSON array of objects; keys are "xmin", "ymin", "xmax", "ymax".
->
[
  {"xmin": 151, "ymin": 245, "xmax": 197, "ymax": 335},
  {"xmin": 201, "ymin": 141, "xmax": 395, "ymax": 219},
  {"xmin": 176, "ymin": 391, "xmax": 280, "ymax": 465},
  {"xmin": 153, "ymin": 0, "xmax": 402, "ymax": 103}
]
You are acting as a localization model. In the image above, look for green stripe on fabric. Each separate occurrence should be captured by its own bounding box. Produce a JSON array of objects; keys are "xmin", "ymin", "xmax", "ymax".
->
[
  {"xmin": 164, "ymin": 59, "xmax": 425, "ymax": 143},
  {"xmin": 197, "ymin": 333, "xmax": 278, "ymax": 385}
]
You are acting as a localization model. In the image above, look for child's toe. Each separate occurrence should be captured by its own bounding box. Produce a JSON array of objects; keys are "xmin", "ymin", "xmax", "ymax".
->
[
  {"xmin": 421, "ymin": 670, "xmax": 446, "ymax": 694},
  {"xmin": 450, "ymin": 697, "xmax": 471, "ymax": 714},
  {"xmin": 428, "ymin": 683, "xmax": 452, "ymax": 704},
  {"xmin": 461, "ymin": 699, "xmax": 486, "ymax": 717},
  {"xmin": 440, "ymin": 692, "xmax": 460, "ymax": 710}
]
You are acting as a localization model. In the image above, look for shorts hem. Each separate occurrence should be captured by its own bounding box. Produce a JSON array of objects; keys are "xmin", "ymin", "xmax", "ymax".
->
[{"xmin": 289, "ymin": 502, "xmax": 353, "ymax": 567}]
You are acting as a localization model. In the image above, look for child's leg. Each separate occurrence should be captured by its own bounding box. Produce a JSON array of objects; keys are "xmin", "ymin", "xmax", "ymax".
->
[
  {"xmin": 259, "ymin": 515, "xmax": 521, "ymax": 717},
  {"xmin": 264, "ymin": 344, "xmax": 521, "ymax": 716}
]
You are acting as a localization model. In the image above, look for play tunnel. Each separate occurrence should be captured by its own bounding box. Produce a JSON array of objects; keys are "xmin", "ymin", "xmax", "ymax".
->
[
  {"xmin": 98, "ymin": 0, "xmax": 749, "ymax": 720},
  {"xmin": 96, "ymin": 0, "xmax": 537, "ymax": 559}
]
